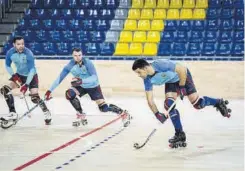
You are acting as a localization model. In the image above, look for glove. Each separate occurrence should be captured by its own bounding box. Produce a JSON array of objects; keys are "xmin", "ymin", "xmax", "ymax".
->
[
  {"xmin": 179, "ymin": 86, "xmax": 186, "ymax": 100},
  {"xmin": 11, "ymin": 74, "xmax": 22, "ymax": 87},
  {"xmin": 155, "ymin": 112, "xmax": 168, "ymax": 124},
  {"xmin": 71, "ymin": 77, "xmax": 83, "ymax": 87},
  {"xmin": 20, "ymin": 84, "xmax": 28, "ymax": 94},
  {"xmin": 45, "ymin": 90, "xmax": 52, "ymax": 100}
]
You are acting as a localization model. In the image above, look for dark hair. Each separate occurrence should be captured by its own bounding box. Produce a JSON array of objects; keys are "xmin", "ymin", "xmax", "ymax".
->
[
  {"xmin": 13, "ymin": 36, "xmax": 24, "ymax": 43},
  {"xmin": 132, "ymin": 59, "xmax": 150, "ymax": 71},
  {"xmin": 72, "ymin": 48, "xmax": 82, "ymax": 53}
]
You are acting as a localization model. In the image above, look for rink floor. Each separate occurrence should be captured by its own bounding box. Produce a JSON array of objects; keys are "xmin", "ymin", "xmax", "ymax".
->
[{"xmin": 0, "ymin": 96, "xmax": 244, "ymax": 171}]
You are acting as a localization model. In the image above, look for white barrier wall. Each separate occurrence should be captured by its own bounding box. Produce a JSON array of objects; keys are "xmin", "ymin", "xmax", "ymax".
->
[{"xmin": 0, "ymin": 60, "xmax": 244, "ymax": 99}]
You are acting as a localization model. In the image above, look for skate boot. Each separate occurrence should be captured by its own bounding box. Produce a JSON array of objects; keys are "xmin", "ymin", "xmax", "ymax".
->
[
  {"xmin": 214, "ymin": 99, "xmax": 231, "ymax": 118},
  {"xmin": 109, "ymin": 104, "xmax": 124, "ymax": 114},
  {"xmin": 121, "ymin": 110, "xmax": 132, "ymax": 127},
  {"xmin": 168, "ymin": 131, "xmax": 187, "ymax": 148},
  {"xmin": 44, "ymin": 110, "xmax": 52, "ymax": 125},
  {"xmin": 72, "ymin": 112, "xmax": 88, "ymax": 127},
  {"xmin": 0, "ymin": 112, "xmax": 18, "ymax": 128}
]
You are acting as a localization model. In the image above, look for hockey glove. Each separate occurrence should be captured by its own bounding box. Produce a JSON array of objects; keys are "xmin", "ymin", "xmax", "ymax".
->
[
  {"xmin": 155, "ymin": 112, "xmax": 168, "ymax": 124},
  {"xmin": 20, "ymin": 84, "xmax": 28, "ymax": 94},
  {"xmin": 179, "ymin": 86, "xmax": 186, "ymax": 100},
  {"xmin": 45, "ymin": 90, "xmax": 52, "ymax": 100},
  {"xmin": 11, "ymin": 74, "xmax": 22, "ymax": 87},
  {"xmin": 71, "ymin": 77, "xmax": 83, "ymax": 87}
]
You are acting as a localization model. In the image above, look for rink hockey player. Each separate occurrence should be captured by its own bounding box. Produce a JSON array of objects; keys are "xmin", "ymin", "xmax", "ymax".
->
[
  {"xmin": 44, "ymin": 48, "xmax": 131, "ymax": 127},
  {"xmin": 0, "ymin": 36, "xmax": 52, "ymax": 126},
  {"xmin": 132, "ymin": 59, "xmax": 231, "ymax": 148}
]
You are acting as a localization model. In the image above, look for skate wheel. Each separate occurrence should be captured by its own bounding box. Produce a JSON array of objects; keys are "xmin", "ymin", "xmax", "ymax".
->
[
  {"xmin": 72, "ymin": 122, "xmax": 80, "ymax": 127},
  {"xmin": 182, "ymin": 142, "xmax": 187, "ymax": 147},
  {"xmin": 123, "ymin": 121, "xmax": 130, "ymax": 127},
  {"xmin": 174, "ymin": 144, "xmax": 178, "ymax": 148},
  {"xmin": 179, "ymin": 143, "xmax": 182, "ymax": 147},
  {"xmin": 82, "ymin": 120, "xmax": 88, "ymax": 125},
  {"xmin": 228, "ymin": 109, "xmax": 232, "ymax": 113},
  {"xmin": 224, "ymin": 100, "xmax": 229, "ymax": 105}
]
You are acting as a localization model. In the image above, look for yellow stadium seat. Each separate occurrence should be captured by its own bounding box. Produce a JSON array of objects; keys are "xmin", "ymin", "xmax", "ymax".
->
[
  {"xmin": 119, "ymin": 31, "xmax": 133, "ymax": 42},
  {"xmin": 151, "ymin": 20, "xmax": 164, "ymax": 31},
  {"xmin": 114, "ymin": 43, "xmax": 129, "ymax": 55},
  {"xmin": 129, "ymin": 43, "xmax": 143, "ymax": 55},
  {"xmin": 193, "ymin": 9, "xmax": 206, "ymax": 19},
  {"xmin": 154, "ymin": 9, "xmax": 166, "ymax": 19},
  {"xmin": 143, "ymin": 43, "xmax": 157, "ymax": 55},
  {"xmin": 157, "ymin": 0, "xmax": 169, "ymax": 8},
  {"xmin": 141, "ymin": 9, "xmax": 153, "ymax": 19},
  {"xmin": 196, "ymin": 0, "xmax": 208, "ymax": 8},
  {"xmin": 138, "ymin": 20, "xmax": 151, "ymax": 30},
  {"xmin": 147, "ymin": 31, "xmax": 160, "ymax": 42},
  {"xmin": 183, "ymin": 0, "xmax": 195, "ymax": 8},
  {"xmin": 128, "ymin": 9, "xmax": 140, "ymax": 19},
  {"xmin": 133, "ymin": 31, "xmax": 146, "ymax": 42},
  {"xmin": 167, "ymin": 9, "xmax": 179, "ymax": 19},
  {"xmin": 132, "ymin": 0, "xmax": 143, "ymax": 8},
  {"xmin": 124, "ymin": 20, "xmax": 137, "ymax": 30},
  {"xmin": 170, "ymin": 0, "xmax": 182, "ymax": 8},
  {"xmin": 144, "ymin": 0, "xmax": 156, "ymax": 8},
  {"xmin": 180, "ymin": 9, "xmax": 193, "ymax": 19}
]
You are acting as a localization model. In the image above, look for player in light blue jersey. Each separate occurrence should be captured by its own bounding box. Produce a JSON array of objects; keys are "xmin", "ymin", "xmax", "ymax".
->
[
  {"xmin": 44, "ymin": 48, "xmax": 130, "ymax": 127},
  {"xmin": 0, "ymin": 36, "xmax": 52, "ymax": 125},
  {"xmin": 132, "ymin": 59, "xmax": 231, "ymax": 148}
]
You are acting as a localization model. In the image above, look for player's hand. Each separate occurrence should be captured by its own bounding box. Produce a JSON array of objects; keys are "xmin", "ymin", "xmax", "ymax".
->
[
  {"xmin": 71, "ymin": 77, "xmax": 83, "ymax": 87},
  {"xmin": 179, "ymin": 86, "xmax": 186, "ymax": 100},
  {"xmin": 155, "ymin": 112, "xmax": 168, "ymax": 124},
  {"xmin": 45, "ymin": 90, "xmax": 52, "ymax": 100},
  {"xmin": 20, "ymin": 84, "xmax": 28, "ymax": 94},
  {"xmin": 11, "ymin": 74, "xmax": 22, "ymax": 87}
]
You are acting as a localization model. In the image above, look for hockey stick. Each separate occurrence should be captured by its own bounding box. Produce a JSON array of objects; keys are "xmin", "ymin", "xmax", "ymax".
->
[
  {"xmin": 133, "ymin": 99, "xmax": 177, "ymax": 150},
  {"xmin": 22, "ymin": 95, "xmax": 32, "ymax": 118}
]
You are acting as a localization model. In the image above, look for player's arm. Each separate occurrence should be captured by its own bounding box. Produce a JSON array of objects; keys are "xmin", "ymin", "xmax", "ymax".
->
[
  {"xmin": 145, "ymin": 90, "xmax": 159, "ymax": 114},
  {"xmin": 5, "ymin": 51, "xmax": 14, "ymax": 76},
  {"xmin": 175, "ymin": 63, "xmax": 187, "ymax": 86},
  {"xmin": 25, "ymin": 51, "xmax": 36, "ymax": 85},
  {"xmin": 82, "ymin": 59, "xmax": 98, "ymax": 84}
]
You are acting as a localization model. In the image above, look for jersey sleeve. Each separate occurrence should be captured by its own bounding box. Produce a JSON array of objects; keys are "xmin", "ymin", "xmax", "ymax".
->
[
  {"xmin": 25, "ymin": 50, "xmax": 36, "ymax": 85},
  {"xmin": 49, "ymin": 60, "xmax": 75, "ymax": 92},
  {"xmin": 144, "ymin": 77, "xmax": 153, "ymax": 91},
  {"xmin": 82, "ymin": 59, "xmax": 98, "ymax": 84},
  {"xmin": 5, "ymin": 50, "xmax": 14, "ymax": 76},
  {"xmin": 153, "ymin": 59, "xmax": 176, "ymax": 72}
]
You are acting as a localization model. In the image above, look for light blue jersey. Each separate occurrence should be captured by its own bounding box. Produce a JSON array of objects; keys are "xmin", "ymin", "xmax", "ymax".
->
[
  {"xmin": 144, "ymin": 59, "xmax": 180, "ymax": 91},
  {"xmin": 49, "ymin": 58, "xmax": 99, "ymax": 92},
  {"xmin": 5, "ymin": 47, "xmax": 37, "ymax": 85}
]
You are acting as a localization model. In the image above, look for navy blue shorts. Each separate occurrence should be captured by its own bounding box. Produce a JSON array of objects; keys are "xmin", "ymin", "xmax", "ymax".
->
[
  {"xmin": 165, "ymin": 69, "xmax": 197, "ymax": 96},
  {"xmin": 74, "ymin": 85, "xmax": 104, "ymax": 101},
  {"xmin": 9, "ymin": 73, "xmax": 39, "ymax": 89}
]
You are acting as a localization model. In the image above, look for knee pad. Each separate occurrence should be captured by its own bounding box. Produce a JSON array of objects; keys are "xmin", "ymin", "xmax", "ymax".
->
[
  {"xmin": 193, "ymin": 97, "xmax": 205, "ymax": 109},
  {"xmin": 99, "ymin": 103, "xmax": 109, "ymax": 112},
  {"xmin": 0, "ymin": 85, "xmax": 11, "ymax": 96},
  {"xmin": 164, "ymin": 97, "xmax": 176, "ymax": 112},
  {"xmin": 31, "ymin": 94, "xmax": 41, "ymax": 104},
  {"xmin": 65, "ymin": 89, "xmax": 76, "ymax": 100}
]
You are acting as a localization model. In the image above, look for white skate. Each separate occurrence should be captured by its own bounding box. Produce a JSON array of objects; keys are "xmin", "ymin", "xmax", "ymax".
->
[
  {"xmin": 121, "ymin": 110, "xmax": 132, "ymax": 127},
  {"xmin": 44, "ymin": 110, "xmax": 52, "ymax": 125},
  {"xmin": 72, "ymin": 112, "xmax": 88, "ymax": 127},
  {"xmin": 0, "ymin": 112, "xmax": 18, "ymax": 129}
]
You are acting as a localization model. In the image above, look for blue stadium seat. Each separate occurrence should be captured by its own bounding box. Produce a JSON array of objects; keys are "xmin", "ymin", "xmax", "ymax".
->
[
  {"xmin": 100, "ymin": 43, "xmax": 115, "ymax": 55},
  {"xmin": 76, "ymin": 31, "xmax": 89, "ymax": 42},
  {"xmin": 71, "ymin": 42, "xmax": 84, "ymax": 51},
  {"xmin": 49, "ymin": 9, "xmax": 61, "ymax": 19},
  {"xmin": 178, "ymin": 21, "xmax": 191, "ymax": 31},
  {"xmin": 172, "ymin": 43, "xmax": 186, "ymax": 56},
  {"xmin": 190, "ymin": 31, "xmax": 203, "ymax": 43},
  {"xmin": 234, "ymin": 0, "xmax": 244, "ymax": 8},
  {"xmin": 43, "ymin": 42, "xmax": 57, "ymax": 55},
  {"xmin": 68, "ymin": 0, "xmax": 78, "ymax": 8},
  {"xmin": 62, "ymin": 31, "xmax": 75, "ymax": 42},
  {"xmin": 95, "ymin": 20, "xmax": 110, "ymax": 31},
  {"xmin": 42, "ymin": 19, "xmax": 54, "ymax": 30},
  {"xmin": 231, "ymin": 43, "xmax": 244, "ymax": 56},
  {"xmin": 164, "ymin": 21, "xmax": 178, "ymax": 31},
  {"xmin": 220, "ymin": 9, "xmax": 233, "ymax": 19},
  {"xmin": 35, "ymin": 9, "xmax": 48, "ymax": 19},
  {"xmin": 234, "ymin": 9, "xmax": 244, "ymax": 19},
  {"xmin": 74, "ymin": 9, "xmax": 87, "ymax": 19},
  {"xmin": 24, "ymin": 9, "xmax": 34, "ymax": 19},
  {"xmin": 158, "ymin": 43, "xmax": 172, "ymax": 56},
  {"xmin": 61, "ymin": 9, "xmax": 73, "ymax": 19},
  {"xmin": 206, "ymin": 8, "xmax": 220, "ymax": 19},
  {"xmin": 219, "ymin": 31, "xmax": 232, "ymax": 43},
  {"xmin": 55, "ymin": 20, "xmax": 67, "ymax": 30},
  {"xmin": 234, "ymin": 20, "xmax": 244, "ymax": 31},
  {"xmin": 206, "ymin": 19, "xmax": 219, "ymax": 30},
  {"xmin": 44, "ymin": 0, "xmax": 56, "ymax": 8},
  {"xmin": 175, "ymin": 31, "xmax": 189, "ymax": 43},
  {"xmin": 78, "ymin": 0, "xmax": 90, "ymax": 8},
  {"xmin": 106, "ymin": 0, "xmax": 118, "ymax": 9},
  {"xmin": 220, "ymin": 19, "xmax": 233, "ymax": 30},
  {"xmin": 29, "ymin": 19, "xmax": 41, "ymax": 30},
  {"xmin": 90, "ymin": 31, "xmax": 105, "ymax": 43},
  {"xmin": 28, "ymin": 42, "xmax": 43, "ymax": 55},
  {"xmin": 187, "ymin": 43, "xmax": 202, "ymax": 56},
  {"xmin": 99, "ymin": 9, "xmax": 115, "ymax": 19},
  {"xmin": 57, "ymin": 0, "xmax": 66, "ymax": 8},
  {"xmin": 19, "ymin": 30, "xmax": 34, "ymax": 42},
  {"xmin": 202, "ymin": 43, "xmax": 216, "ymax": 56},
  {"xmin": 83, "ymin": 20, "xmax": 94, "ymax": 30},
  {"xmin": 233, "ymin": 31, "xmax": 244, "ymax": 42},
  {"xmin": 93, "ymin": 0, "xmax": 104, "ymax": 8},
  {"xmin": 160, "ymin": 31, "xmax": 175, "ymax": 42},
  {"xmin": 30, "ymin": 0, "xmax": 43, "ymax": 8},
  {"xmin": 192, "ymin": 20, "xmax": 205, "ymax": 31},
  {"xmin": 57, "ymin": 43, "xmax": 71, "ymax": 55},
  {"xmin": 222, "ymin": 0, "xmax": 233, "ymax": 8},
  {"xmin": 17, "ymin": 19, "xmax": 28, "ymax": 30},
  {"xmin": 88, "ymin": 9, "xmax": 99, "ymax": 19},
  {"xmin": 49, "ymin": 31, "xmax": 61, "ymax": 42},
  {"xmin": 35, "ymin": 30, "xmax": 48, "ymax": 42},
  {"xmin": 208, "ymin": 0, "xmax": 221, "ymax": 8},
  {"xmin": 68, "ymin": 19, "xmax": 81, "ymax": 30},
  {"xmin": 2, "ymin": 43, "xmax": 12, "ymax": 55},
  {"xmin": 216, "ymin": 43, "xmax": 231, "ymax": 56},
  {"xmin": 86, "ymin": 43, "xmax": 100, "ymax": 56}
]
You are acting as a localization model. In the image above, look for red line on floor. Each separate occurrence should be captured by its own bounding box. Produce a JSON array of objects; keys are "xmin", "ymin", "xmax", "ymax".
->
[{"xmin": 14, "ymin": 115, "xmax": 123, "ymax": 170}]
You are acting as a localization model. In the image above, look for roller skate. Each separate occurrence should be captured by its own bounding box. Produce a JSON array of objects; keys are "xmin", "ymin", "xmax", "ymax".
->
[
  {"xmin": 0, "ymin": 112, "xmax": 18, "ymax": 129},
  {"xmin": 121, "ymin": 110, "xmax": 132, "ymax": 127},
  {"xmin": 72, "ymin": 112, "xmax": 88, "ymax": 127},
  {"xmin": 214, "ymin": 99, "xmax": 231, "ymax": 118},
  {"xmin": 169, "ymin": 131, "xmax": 187, "ymax": 148},
  {"xmin": 44, "ymin": 110, "xmax": 52, "ymax": 125}
]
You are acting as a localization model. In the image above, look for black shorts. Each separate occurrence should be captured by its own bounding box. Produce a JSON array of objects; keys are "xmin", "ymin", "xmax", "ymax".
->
[
  {"xmin": 9, "ymin": 73, "xmax": 39, "ymax": 89},
  {"xmin": 73, "ymin": 85, "xmax": 104, "ymax": 101},
  {"xmin": 165, "ymin": 69, "xmax": 197, "ymax": 96}
]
